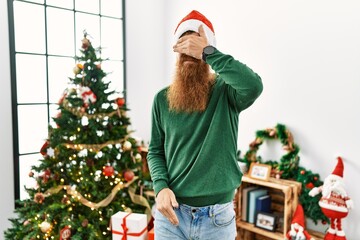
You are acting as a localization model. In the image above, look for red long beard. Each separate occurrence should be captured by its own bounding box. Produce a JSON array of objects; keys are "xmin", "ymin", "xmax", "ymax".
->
[{"xmin": 167, "ymin": 55, "xmax": 215, "ymax": 113}]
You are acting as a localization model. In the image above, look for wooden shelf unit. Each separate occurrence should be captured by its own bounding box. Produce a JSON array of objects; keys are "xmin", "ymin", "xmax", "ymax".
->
[
  {"xmin": 235, "ymin": 175, "xmax": 301, "ymax": 239},
  {"xmin": 235, "ymin": 175, "xmax": 325, "ymax": 240}
]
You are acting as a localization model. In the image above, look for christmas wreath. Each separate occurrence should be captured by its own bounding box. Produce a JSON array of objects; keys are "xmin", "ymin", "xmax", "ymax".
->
[
  {"xmin": 239, "ymin": 123, "xmax": 328, "ymax": 224},
  {"xmin": 242, "ymin": 123, "xmax": 300, "ymax": 179}
]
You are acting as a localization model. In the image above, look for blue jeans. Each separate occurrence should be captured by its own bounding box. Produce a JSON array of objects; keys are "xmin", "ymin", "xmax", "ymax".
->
[{"xmin": 154, "ymin": 202, "xmax": 236, "ymax": 240}]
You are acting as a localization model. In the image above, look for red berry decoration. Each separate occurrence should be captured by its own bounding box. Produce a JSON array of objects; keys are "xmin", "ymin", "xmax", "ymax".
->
[
  {"xmin": 103, "ymin": 166, "xmax": 114, "ymax": 177},
  {"xmin": 124, "ymin": 170, "xmax": 134, "ymax": 182},
  {"xmin": 300, "ymin": 170, "xmax": 305, "ymax": 175},
  {"xmin": 42, "ymin": 169, "xmax": 51, "ymax": 183},
  {"xmin": 306, "ymin": 182, "xmax": 314, "ymax": 189},
  {"xmin": 116, "ymin": 97, "xmax": 125, "ymax": 107}
]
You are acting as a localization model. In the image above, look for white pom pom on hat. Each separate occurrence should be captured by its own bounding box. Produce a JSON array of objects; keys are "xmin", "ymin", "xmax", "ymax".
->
[{"xmin": 174, "ymin": 10, "xmax": 216, "ymax": 47}]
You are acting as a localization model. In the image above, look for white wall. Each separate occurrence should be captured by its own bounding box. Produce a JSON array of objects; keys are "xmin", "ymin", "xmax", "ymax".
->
[
  {"xmin": 0, "ymin": 0, "xmax": 15, "ymax": 236},
  {"xmin": 1, "ymin": 0, "xmax": 359, "ymax": 238},
  {"xmin": 126, "ymin": 0, "xmax": 360, "ymax": 238},
  {"xmin": 125, "ymin": 0, "xmax": 167, "ymax": 145}
]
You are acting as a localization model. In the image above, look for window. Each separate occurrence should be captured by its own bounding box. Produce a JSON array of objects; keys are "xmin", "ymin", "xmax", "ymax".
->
[{"xmin": 7, "ymin": 0, "xmax": 126, "ymax": 200}]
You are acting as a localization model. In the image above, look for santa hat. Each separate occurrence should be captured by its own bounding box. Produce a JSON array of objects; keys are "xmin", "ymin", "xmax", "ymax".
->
[
  {"xmin": 174, "ymin": 10, "xmax": 216, "ymax": 46},
  {"xmin": 331, "ymin": 156, "xmax": 344, "ymax": 178},
  {"xmin": 291, "ymin": 204, "xmax": 305, "ymax": 228}
]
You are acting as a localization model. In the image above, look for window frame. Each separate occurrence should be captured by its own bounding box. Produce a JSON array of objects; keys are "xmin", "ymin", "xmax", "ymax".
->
[{"xmin": 7, "ymin": 0, "xmax": 127, "ymax": 202}]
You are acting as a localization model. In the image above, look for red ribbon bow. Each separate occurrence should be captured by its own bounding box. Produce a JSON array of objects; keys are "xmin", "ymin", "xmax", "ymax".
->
[{"xmin": 112, "ymin": 213, "xmax": 147, "ymax": 240}]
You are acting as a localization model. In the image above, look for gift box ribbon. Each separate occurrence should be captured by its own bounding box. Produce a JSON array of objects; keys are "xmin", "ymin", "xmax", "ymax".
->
[{"xmin": 112, "ymin": 213, "xmax": 147, "ymax": 240}]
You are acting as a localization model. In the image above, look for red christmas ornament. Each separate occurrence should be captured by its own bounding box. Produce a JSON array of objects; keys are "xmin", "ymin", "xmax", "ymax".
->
[
  {"xmin": 60, "ymin": 226, "xmax": 72, "ymax": 240},
  {"xmin": 103, "ymin": 165, "xmax": 114, "ymax": 177},
  {"xmin": 42, "ymin": 169, "xmax": 51, "ymax": 183},
  {"xmin": 314, "ymin": 176, "xmax": 318, "ymax": 181},
  {"xmin": 124, "ymin": 169, "xmax": 135, "ymax": 182},
  {"xmin": 116, "ymin": 97, "xmax": 125, "ymax": 107},
  {"xmin": 305, "ymin": 182, "xmax": 314, "ymax": 189},
  {"xmin": 300, "ymin": 170, "xmax": 305, "ymax": 175}
]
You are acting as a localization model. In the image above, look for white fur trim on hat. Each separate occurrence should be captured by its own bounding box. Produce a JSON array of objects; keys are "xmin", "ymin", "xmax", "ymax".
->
[{"xmin": 174, "ymin": 19, "xmax": 216, "ymax": 46}]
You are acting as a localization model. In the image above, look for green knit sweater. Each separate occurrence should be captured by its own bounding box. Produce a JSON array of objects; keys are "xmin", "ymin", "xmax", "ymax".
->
[{"xmin": 147, "ymin": 49, "xmax": 263, "ymax": 207}]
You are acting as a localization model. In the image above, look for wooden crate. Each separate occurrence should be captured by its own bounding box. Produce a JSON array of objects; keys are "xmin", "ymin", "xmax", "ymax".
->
[
  {"xmin": 235, "ymin": 175, "xmax": 325, "ymax": 240},
  {"xmin": 235, "ymin": 175, "xmax": 301, "ymax": 240}
]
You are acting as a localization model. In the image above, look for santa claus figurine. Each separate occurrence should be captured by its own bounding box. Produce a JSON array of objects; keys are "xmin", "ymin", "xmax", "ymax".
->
[
  {"xmin": 286, "ymin": 204, "xmax": 314, "ymax": 240},
  {"xmin": 309, "ymin": 156, "xmax": 354, "ymax": 240}
]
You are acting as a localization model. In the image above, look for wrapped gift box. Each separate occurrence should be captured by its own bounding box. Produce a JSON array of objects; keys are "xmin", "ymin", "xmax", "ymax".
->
[
  {"xmin": 112, "ymin": 211, "xmax": 148, "ymax": 240},
  {"xmin": 148, "ymin": 227, "xmax": 154, "ymax": 240}
]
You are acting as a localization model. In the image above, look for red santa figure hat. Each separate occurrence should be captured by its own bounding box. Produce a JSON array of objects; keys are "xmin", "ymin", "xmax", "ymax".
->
[
  {"xmin": 174, "ymin": 10, "xmax": 216, "ymax": 46},
  {"xmin": 291, "ymin": 204, "xmax": 305, "ymax": 228},
  {"xmin": 331, "ymin": 156, "xmax": 344, "ymax": 178}
]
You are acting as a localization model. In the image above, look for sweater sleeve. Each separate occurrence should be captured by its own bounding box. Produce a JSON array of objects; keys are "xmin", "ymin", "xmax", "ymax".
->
[
  {"xmin": 206, "ymin": 49, "xmax": 263, "ymax": 112},
  {"xmin": 147, "ymin": 92, "xmax": 169, "ymax": 195}
]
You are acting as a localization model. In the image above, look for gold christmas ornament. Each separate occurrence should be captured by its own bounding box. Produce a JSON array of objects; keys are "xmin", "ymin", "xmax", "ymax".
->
[
  {"xmin": 123, "ymin": 141, "xmax": 132, "ymax": 151},
  {"xmin": 135, "ymin": 153, "xmax": 142, "ymax": 162},
  {"xmin": 73, "ymin": 66, "xmax": 81, "ymax": 75},
  {"xmin": 39, "ymin": 221, "xmax": 52, "ymax": 233}
]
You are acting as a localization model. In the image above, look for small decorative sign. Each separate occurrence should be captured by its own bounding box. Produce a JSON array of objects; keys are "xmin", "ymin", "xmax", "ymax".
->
[{"xmin": 249, "ymin": 162, "xmax": 271, "ymax": 181}]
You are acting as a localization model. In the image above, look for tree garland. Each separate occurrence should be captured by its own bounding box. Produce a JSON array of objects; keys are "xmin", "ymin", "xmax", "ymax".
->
[{"xmin": 239, "ymin": 123, "xmax": 328, "ymax": 224}]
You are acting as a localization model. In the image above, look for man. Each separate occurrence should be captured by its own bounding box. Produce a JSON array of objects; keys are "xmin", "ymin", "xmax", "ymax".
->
[{"xmin": 147, "ymin": 10, "xmax": 263, "ymax": 239}]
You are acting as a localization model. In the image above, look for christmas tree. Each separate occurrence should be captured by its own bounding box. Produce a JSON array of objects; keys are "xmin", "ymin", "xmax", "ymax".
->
[{"xmin": 4, "ymin": 32, "xmax": 153, "ymax": 240}]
